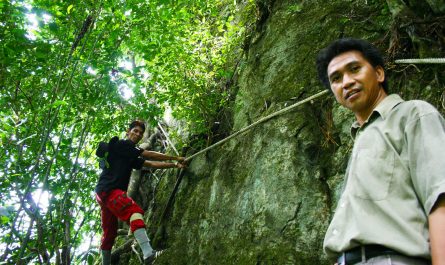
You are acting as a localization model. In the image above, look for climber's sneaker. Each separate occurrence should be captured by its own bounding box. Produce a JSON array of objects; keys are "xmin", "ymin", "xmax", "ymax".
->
[{"xmin": 145, "ymin": 250, "xmax": 163, "ymax": 265}]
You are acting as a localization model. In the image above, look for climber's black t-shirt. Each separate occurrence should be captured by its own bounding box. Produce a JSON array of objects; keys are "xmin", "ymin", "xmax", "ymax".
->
[{"xmin": 95, "ymin": 139, "xmax": 145, "ymax": 193}]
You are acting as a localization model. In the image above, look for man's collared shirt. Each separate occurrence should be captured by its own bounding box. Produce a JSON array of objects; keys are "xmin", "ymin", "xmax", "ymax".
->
[{"xmin": 323, "ymin": 94, "xmax": 445, "ymax": 259}]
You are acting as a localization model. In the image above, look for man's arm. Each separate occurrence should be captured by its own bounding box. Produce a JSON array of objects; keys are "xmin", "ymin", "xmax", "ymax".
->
[
  {"xmin": 143, "ymin": 160, "xmax": 185, "ymax": 169},
  {"xmin": 141, "ymin": 150, "xmax": 185, "ymax": 162},
  {"xmin": 429, "ymin": 194, "xmax": 445, "ymax": 265}
]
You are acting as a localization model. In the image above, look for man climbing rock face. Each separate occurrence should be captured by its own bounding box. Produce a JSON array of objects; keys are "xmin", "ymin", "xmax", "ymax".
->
[
  {"xmin": 316, "ymin": 38, "xmax": 445, "ymax": 265},
  {"xmin": 95, "ymin": 120, "xmax": 186, "ymax": 264}
]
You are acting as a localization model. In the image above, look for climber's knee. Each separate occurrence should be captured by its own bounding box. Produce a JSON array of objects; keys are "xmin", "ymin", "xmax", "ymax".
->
[
  {"xmin": 130, "ymin": 213, "xmax": 144, "ymax": 222},
  {"xmin": 129, "ymin": 213, "xmax": 145, "ymax": 233}
]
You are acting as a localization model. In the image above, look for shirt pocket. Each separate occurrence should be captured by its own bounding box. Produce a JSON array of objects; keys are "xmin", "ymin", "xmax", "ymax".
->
[{"xmin": 349, "ymin": 147, "xmax": 395, "ymax": 201}]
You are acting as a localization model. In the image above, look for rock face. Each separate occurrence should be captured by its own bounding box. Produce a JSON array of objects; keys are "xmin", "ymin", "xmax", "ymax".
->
[{"xmin": 134, "ymin": 1, "xmax": 444, "ymax": 264}]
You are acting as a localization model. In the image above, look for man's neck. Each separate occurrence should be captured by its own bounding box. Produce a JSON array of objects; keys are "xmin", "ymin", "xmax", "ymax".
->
[{"xmin": 355, "ymin": 90, "xmax": 388, "ymax": 126}]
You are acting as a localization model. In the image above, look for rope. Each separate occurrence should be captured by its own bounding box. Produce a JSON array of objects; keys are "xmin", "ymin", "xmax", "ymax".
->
[
  {"xmin": 131, "ymin": 243, "xmax": 143, "ymax": 264},
  {"xmin": 184, "ymin": 90, "xmax": 329, "ymax": 162},
  {"xmin": 395, "ymin": 58, "xmax": 445, "ymax": 64},
  {"xmin": 158, "ymin": 90, "xmax": 329, "ymax": 224},
  {"xmin": 159, "ymin": 168, "xmax": 185, "ymax": 224},
  {"xmin": 157, "ymin": 122, "xmax": 180, "ymax": 156}
]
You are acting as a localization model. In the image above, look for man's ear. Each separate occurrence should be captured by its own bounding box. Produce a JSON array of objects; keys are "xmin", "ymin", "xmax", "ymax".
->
[
  {"xmin": 125, "ymin": 128, "xmax": 130, "ymax": 137},
  {"xmin": 375, "ymin": 65, "xmax": 385, "ymax": 83}
]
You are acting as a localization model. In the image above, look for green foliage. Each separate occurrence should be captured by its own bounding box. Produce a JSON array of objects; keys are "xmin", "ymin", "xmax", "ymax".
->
[
  {"xmin": 0, "ymin": 0, "xmax": 255, "ymax": 263},
  {"xmin": 287, "ymin": 4, "xmax": 303, "ymax": 14}
]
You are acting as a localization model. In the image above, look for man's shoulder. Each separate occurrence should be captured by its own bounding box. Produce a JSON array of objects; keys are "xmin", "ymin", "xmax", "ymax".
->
[
  {"xmin": 398, "ymin": 99, "xmax": 440, "ymax": 117},
  {"xmin": 112, "ymin": 139, "xmax": 144, "ymax": 157},
  {"xmin": 114, "ymin": 138, "xmax": 135, "ymax": 149},
  {"xmin": 116, "ymin": 138, "xmax": 130, "ymax": 145}
]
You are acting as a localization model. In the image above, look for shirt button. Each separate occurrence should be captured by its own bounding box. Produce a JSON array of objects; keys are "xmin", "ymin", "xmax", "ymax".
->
[
  {"xmin": 333, "ymin": 229, "xmax": 338, "ymax": 235},
  {"xmin": 340, "ymin": 202, "xmax": 346, "ymax": 208}
]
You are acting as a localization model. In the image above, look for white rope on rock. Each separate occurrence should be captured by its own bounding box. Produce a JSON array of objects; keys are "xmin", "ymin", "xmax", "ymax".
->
[
  {"xmin": 158, "ymin": 122, "xmax": 180, "ymax": 156},
  {"xmin": 395, "ymin": 58, "xmax": 445, "ymax": 64},
  {"xmin": 184, "ymin": 90, "xmax": 329, "ymax": 162}
]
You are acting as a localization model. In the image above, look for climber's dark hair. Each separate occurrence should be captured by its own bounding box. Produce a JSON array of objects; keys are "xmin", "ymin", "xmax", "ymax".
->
[
  {"xmin": 316, "ymin": 38, "xmax": 388, "ymax": 93},
  {"xmin": 129, "ymin": 120, "xmax": 146, "ymax": 133}
]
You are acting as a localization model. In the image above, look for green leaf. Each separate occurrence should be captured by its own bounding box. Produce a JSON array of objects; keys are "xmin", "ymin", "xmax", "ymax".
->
[
  {"xmin": 288, "ymin": 4, "xmax": 302, "ymax": 13},
  {"xmin": 48, "ymin": 22, "xmax": 59, "ymax": 32},
  {"xmin": 87, "ymin": 254, "xmax": 94, "ymax": 265},
  {"xmin": 67, "ymin": 4, "xmax": 74, "ymax": 14},
  {"xmin": 0, "ymin": 216, "xmax": 10, "ymax": 225},
  {"xmin": 52, "ymin": 100, "xmax": 68, "ymax": 108}
]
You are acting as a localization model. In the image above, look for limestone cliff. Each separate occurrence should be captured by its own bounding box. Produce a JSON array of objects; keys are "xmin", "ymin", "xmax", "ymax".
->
[{"xmin": 120, "ymin": 1, "xmax": 444, "ymax": 264}]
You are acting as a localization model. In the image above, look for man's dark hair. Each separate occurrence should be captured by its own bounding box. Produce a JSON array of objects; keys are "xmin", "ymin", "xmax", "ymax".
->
[
  {"xmin": 316, "ymin": 38, "xmax": 388, "ymax": 93},
  {"xmin": 129, "ymin": 120, "xmax": 146, "ymax": 132}
]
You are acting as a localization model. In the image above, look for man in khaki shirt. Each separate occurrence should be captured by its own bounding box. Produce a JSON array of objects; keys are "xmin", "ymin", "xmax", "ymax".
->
[{"xmin": 316, "ymin": 38, "xmax": 445, "ymax": 265}]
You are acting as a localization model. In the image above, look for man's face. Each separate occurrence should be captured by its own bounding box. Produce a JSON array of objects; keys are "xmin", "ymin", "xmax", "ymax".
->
[
  {"xmin": 127, "ymin": 126, "xmax": 144, "ymax": 144},
  {"xmin": 327, "ymin": 50, "xmax": 386, "ymax": 119}
]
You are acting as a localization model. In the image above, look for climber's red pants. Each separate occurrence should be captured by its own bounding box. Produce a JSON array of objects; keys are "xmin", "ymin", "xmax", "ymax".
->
[{"xmin": 96, "ymin": 189, "xmax": 145, "ymax": 250}]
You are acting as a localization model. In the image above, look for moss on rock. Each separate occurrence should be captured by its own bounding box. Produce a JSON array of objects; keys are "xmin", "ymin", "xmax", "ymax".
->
[{"xmin": 137, "ymin": 1, "xmax": 444, "ymax": 264}]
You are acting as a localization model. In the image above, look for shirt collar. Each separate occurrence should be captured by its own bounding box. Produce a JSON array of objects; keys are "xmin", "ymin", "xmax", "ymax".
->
[
  {"xmin": 350, "ymin": 94, "xmax": 404, "ymax": 138},
  {"xmin": 125, "ymin": 138, "xmax": 137, "ymax": 146}
]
